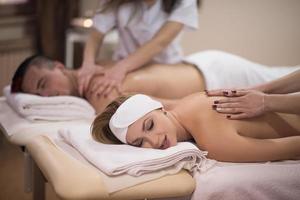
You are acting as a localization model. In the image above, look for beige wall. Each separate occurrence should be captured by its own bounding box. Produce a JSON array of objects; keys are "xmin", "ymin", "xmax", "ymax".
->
[{"xmin": 181, "ymin": 0, "xmax": 300, "ymax": 66}]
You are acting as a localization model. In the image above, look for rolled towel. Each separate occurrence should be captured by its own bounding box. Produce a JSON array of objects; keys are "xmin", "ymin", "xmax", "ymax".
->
[
  {"xmin": 58, "ymin": 127, "xmax": 216, "ymax": 177},
  {"xmin": 3, "ymin": 85, "xmax": 95, "ymax": 121}
]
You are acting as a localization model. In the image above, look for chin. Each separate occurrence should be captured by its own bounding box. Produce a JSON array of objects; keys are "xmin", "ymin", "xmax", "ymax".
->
[{"xmin": 170, "ymin": 139, "xmax": 178, "ymax": 147}]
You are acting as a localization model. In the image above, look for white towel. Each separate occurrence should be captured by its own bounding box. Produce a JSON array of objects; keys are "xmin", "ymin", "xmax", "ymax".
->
[
  {"xmin": 58, "ymin": 127, "xmax": 215, "ymax": 177},
  {"xmin": 184, "ymin": 50, "xmax": 300, "ymax": 90},
  {"xmin": 192, "ymin": 161, "xmax": 300, "ymax": 200},
  {"xmin": 3, "ymin": 85, "xmax": 95, "ymax": 121}
]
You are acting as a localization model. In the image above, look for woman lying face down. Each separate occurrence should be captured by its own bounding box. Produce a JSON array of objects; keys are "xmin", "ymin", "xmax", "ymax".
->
[{"xmin": 92, "ymin": 93, "xmax": 300, "ymax": 162}]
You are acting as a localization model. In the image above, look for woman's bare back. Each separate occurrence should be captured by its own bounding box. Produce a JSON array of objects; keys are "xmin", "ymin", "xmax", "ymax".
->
[{"xmin": 173, "ymin": 93, "xmax": 300, "ymax": 162}]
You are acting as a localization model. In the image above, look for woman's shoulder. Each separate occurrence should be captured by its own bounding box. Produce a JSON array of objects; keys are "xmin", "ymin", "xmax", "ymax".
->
[
  {"xmin": 181, "ymin": 92, "xmax": 212, "ymax": 105},
  {"xmin": 176, "ymin": 92, "xmax": 222, "ymax": 118}
]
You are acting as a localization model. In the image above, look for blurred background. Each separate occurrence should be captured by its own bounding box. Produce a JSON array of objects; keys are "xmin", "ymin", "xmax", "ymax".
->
[
  {"xmin": 0, "ymin": 0, "xmax": 300, "ymax": 95},
  {"xmin": 0, "ymin": 1, "xmax": 300, "ymax": 199}
]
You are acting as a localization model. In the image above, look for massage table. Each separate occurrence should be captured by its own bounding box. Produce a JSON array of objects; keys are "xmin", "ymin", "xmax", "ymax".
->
[
  {"xmin": 2, "ymin": 96, "xmax": 300, "ymax": 200},
  {"xmin": 0, "ymin": 97, "xmax": 195, "ymax": 200}
]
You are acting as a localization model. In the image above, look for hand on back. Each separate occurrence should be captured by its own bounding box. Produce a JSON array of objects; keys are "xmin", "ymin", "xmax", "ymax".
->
[{"xmin": 207, "ymin": 89, "xmax": 266, "ymax": 119}]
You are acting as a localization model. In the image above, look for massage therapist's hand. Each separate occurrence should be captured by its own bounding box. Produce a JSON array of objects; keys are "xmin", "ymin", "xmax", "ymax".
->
[
  {"xmin": 90, "ymin": 65, "xmax": 126, "ymax": 97},
  {"xmin": 85, "ymin": 75, "xmax": 123, "ymax": 113},
  {"xmin": 78, "ymin": 63, "xmax": 104, "ymax": 97},
  {"xmin": 212, "ymin": 90, "xmax": 266, "ymax": 119},
  {"xmin": 206, "ymin": 88, "xmax": 250, "ymax": 97}
]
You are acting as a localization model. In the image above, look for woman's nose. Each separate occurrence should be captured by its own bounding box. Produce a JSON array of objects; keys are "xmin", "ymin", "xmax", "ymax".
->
[{"xmin": 143, "ymin": 134, "xmax": 162, "ymax": 149}]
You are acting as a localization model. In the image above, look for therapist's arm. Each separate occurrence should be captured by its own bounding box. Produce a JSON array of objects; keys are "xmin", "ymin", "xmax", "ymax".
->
[
  {"xmin": 213, "ymin": 90, "xmax": 300, "ymax": 119},
  {"xmin": 207, "ymin": 69, "xmax": 300, "ymax": 96},
  {"xmin": 264, "ymin": 92, "xmax": 300, "ymax": 114},
  {"xmin": 208, "ymin": 69, "xmax": 300, "ymax": 119},
  {"xmin": 116, "ymin": 21, "xmax": 184, "ymax": 73},
  {"xmin": 93, "ymin": 21, "xmax": 184, "ymax": 96},
  {"xmin": 78, "ymin": 28, "xmax": 105, "ymax": 96},
  {"xmin": 81, "ymin": 28, "xmax": 105, "ymax": 68},
  {"xmin": 254, "ymin": 69, "xmax": 300, "ymax": 94}
]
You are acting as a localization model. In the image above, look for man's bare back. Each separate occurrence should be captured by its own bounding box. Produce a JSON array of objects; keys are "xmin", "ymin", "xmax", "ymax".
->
[{"xmin": 86, "ymin": 63, "xmax": 205, "ymax": 113}]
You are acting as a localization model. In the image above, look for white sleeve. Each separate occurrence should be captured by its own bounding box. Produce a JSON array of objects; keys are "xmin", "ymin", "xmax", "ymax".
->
[
  {"xmin": 92, "ymin": 1, "xmax": 117, "ymax": 34},
  {"xmin": 168, "ymin": 0, "xmax": 199, "ymax": 30}
]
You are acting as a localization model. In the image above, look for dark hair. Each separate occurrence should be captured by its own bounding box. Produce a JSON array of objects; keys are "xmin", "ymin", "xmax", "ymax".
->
[
  {"xmin": 99, "ymin": 0, "xmax": 201, "ymax": 14},
  {"xmin": 11, "ymin": 55, "xmax": 54, "ymax": 93}
]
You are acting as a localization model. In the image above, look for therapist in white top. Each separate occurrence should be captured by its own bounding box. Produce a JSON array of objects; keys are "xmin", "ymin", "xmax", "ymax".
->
[{"xmin": 78, "ymin": 0, "xmax": 199, "ymax": 97}]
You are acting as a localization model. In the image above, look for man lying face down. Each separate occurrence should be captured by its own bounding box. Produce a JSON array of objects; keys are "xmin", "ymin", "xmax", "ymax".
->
[
  {"xmin": 11, "ymin": 51, "xmax": 300, "ymax": 114},
  {"xmin": 10, "ymin": 54, "xmax": 204, "ymax": 113}
]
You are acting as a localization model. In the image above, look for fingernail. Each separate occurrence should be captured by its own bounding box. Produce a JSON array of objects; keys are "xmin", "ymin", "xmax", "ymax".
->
[
  {"xmin": 223, "ymin": 91, "xmax": 228, "ymax": 96},
  {"xmin": 214, "ymin": 100, "xmax": 219, "ymax": 104},
  {"xmin": 212, "ymin": 105, "xmax": 217, "ymax": 110},
  {"xmin": 226, "ymin": 115, "xmax": 231, "ymax": 119},
  {"xmin": 232, "ymin": 90, "xmax": 237, "ymax": 94},
  {"xmin": 204, "ymin": 90, "xmax": 208, "ymax": 95}
]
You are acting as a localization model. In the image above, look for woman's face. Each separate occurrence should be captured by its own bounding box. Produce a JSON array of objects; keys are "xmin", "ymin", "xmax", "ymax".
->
[{"xmin": 126, "ymin": 109, "xmax": 178, "ymax": 149}]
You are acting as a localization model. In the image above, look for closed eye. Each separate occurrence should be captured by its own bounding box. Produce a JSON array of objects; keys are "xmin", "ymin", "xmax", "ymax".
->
[
  {"xmin": 37, "ymin": 77, "xmax": 46, "ymax": 90},
  {"xmin": 147, "ymin": 119, "xmax": 154, "ymax": 131},
  {"xmin": 138, "ymin": 138, "xmax": 144, "ymax": 147},
  {"xmin": 132, "ymin": 138, "xmax": 143, "ymax": 147},
  {"xmin": 41, "ymin": 79, "xmax": 46, "ymax": 89}
]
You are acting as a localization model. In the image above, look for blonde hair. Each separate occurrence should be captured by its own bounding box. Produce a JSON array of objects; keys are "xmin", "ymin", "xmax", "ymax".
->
[{"xmin": 91, "ymin": 94, "xmax": 133, "ymax": 144}]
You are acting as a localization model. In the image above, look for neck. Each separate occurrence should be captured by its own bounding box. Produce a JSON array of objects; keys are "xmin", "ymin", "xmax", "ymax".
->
[
  {"xmin": 64, "ymin": 69, "xmax": 80, "ymax": 97},
  {"xmin": 168, "ymin": 110, "xmax": 192, "ymax": 142}
]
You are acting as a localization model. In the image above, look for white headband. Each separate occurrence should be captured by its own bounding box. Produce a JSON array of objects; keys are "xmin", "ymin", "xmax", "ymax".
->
[{"xmin": 109, "ymin": 94, "xmax": 163, "ymax": 143}]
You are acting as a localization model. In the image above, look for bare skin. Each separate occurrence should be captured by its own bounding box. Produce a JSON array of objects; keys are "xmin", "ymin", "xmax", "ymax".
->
[
  {"xmin": 87, "ymin": 62, "xmax": 204, "ymax": 113},
  {"xmin": 172, "ymin": 93, "xmax": 300, "ymax": 162},
  {"xmin": 21, "ymin": 61, "xmax": 205, "ymax": 114}
]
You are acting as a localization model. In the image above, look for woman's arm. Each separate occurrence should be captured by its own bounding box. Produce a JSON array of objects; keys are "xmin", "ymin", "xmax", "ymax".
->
[
  {"xmin": 254, "ymin": 69, "xmax": 300, "ymax": 94},
  {"xmin": 264, "ymin": 92, "xmax": 300, "ymax": 114},
  {"xmin": 213, "ymin": 90, "xmax": 300, "ymax": 119},
  {"xmin": 93, "ymin": 21, "xmax": 184, "ymax": 97},
  {"xmin": 208, "ymin": 69, "xmax": 300, "ymax": 118},
  {"xmin": 207, "ymin": 69, "xmax": 300, "ymax": 96},
  {"xmin": 115, "ymin": 21, "xmax": 184, "ymax": 73},
  {"xmin": 82, "ymin": 28, "xmax": 105, "ymax": 68}
]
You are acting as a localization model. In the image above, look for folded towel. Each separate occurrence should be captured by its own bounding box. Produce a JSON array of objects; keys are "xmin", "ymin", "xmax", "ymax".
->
[
  {"xmin": 58, "ymin": 127, "xmax": 215, "ymax": 177},
  {"xmin": 3, "ymin": 85, "xmax": 95, "ymax": 121}
]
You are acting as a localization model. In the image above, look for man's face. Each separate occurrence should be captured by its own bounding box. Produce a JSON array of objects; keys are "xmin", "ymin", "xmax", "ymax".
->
[{"xmin": 22, "ymin": 64, "xmax": 73, "ymax": 96}]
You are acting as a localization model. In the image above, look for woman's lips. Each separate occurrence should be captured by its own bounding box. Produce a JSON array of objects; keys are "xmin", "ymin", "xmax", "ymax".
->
[{"xmin": 161, "ymin": 136, "xmax": 170, "ymax": 149}]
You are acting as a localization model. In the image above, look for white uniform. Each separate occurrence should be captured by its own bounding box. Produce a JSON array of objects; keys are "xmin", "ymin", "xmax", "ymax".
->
[
  {"xmin": 92, "ymin": 0, "xmax": 199, "ymax": 64},
  {"xmin": 184, "ymin": 50, "xmax": 300, "ymax": 90}
]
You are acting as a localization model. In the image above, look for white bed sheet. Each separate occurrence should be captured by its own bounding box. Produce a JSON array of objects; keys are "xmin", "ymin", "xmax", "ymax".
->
[{"xmin": 192, "ymin": 161, "xmax": 300, "ymax": 200}]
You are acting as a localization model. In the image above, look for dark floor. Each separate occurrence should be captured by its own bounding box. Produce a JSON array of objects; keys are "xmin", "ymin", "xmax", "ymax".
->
[{"xmin": 0, "ymin": 133, "xmax": 59, "ymax": 200}]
